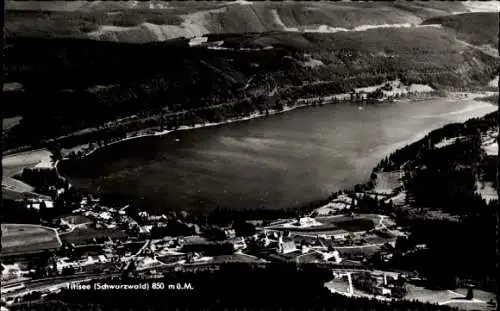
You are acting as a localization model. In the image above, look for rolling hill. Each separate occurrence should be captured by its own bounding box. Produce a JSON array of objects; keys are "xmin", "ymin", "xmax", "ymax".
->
[
  {"xmin": 422, "ymin": 12, "xmax": 499, "ymax": 51},
  {"xmin": 5, "ymin": 1, "xmax": 492, "ymax": 43},
  {"xmin": 3, "ymin": 21, "xmax": 498, "ymax": 152}
]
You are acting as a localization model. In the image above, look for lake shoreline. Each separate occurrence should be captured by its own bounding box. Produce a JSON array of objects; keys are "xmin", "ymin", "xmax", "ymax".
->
[
  {"xmin": 60, "ymin": 102, "xmax": 313, "ymax": 162},
  {"xmin": 3, "ymin": 90, "xmax": 497, "ymax": 213},
  {"xmin": 56, "ymin": 90, "xmax": 497, "ymax": 165}
]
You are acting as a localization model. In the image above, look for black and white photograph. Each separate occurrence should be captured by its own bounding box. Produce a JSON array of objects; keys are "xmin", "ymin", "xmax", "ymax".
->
[{"xmin": 1, "ymin": 0, "xmax": 499, "ymax": 310}]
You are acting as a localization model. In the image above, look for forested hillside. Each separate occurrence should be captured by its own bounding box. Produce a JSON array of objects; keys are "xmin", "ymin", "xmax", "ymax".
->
[
  {"xmin": 372, "ymin": 112, "xmax": 498, "ymax": 288},
  {"xmin": 423, "ymin": 12, "xmax": 499, "ymax": 47},
  {"xmin": 4, "ymin": 1, "xmax": 499, "ymax": 152},
  {"xmin": 3, "ymin": 23, "xmax": 498, "ymax": 152}
]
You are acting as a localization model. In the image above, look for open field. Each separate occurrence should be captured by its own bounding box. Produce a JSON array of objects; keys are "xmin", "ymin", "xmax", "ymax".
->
[
  {"xmin": 1, "ymin": 188, "xmax": 50, "ymax": 202},
  {"xmin": 268, "ymin": 214, "xmax": 383, "ymax": 237},
  {"xmin": 373, "ymin": 171, "xmax": 401, "ymax": 194},
  {"xmin": 325, "ymin": 278, "xmax": 351, "ymax": 294},
  {"xmin": 331, "ymin": 219, "xmax": 375, "ymax": 232},
  {"xmin": 316, "ymin": 214, "xmax": 380, "ymax": 231},
  {"xmin": 59, "ymin": 225, "xmax": 127, "ymax": 245},
  {"xmin": 2, "ymin": 149, "xmax": 54, "ymax": 199},
  {"xmin": 1, "ymin": 223, "xmax": 62, "ymax": 257},
  {"xmin": 401, "ymin": 205, "xmax": 462, "ymax": 222},
  {"xmin": 423, "ymin": 12, "xmax": 499, "ymax": 47},
  {"xmin": 452, "ymin": 288, "xmax": 496, "ymax": 304},
  {"xmin": 444, "ymin": 302, "xmax": 495, "ymax": 311},
  {"xmin": 269, "ymin": 217, "xmax": 375, "ymax": 234},
  {"xmin": 1, "ymin": 176, "xmax": 34, "ymax": 193},
  {"xmin": 2, "ymin": 149, "xmax": 53, "ymax": 177},
  {"xmin": 3, "ymin": 116, "xmax": 23, "ymax": 131},
  {"xmin": 405, "ymin": 285, "xmax": 496, "ymax": 310},
  {"xmin": 5, "ymin": 1, "xmax": 476, "ymax": 43}
]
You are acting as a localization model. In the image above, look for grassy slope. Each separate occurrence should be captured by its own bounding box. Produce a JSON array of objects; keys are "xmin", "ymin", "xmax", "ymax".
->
[
  {"xmin": 422, "ymin": 12, "xmax": 499, "ymax": 47},
  {"xmin": 5, "ymin": 1, "xmax": 470, "ymax": 42},
  {"xmin": 1, "ymin": 223, "xmax": 61, "ymax": 256},
  {"xmin": 247, "ymin": 27, "xmax": 498, "ymax": 86},
  {"xmin": 274, "ymin": 2, "xmax": 423, "ymax": 28},
  {"xmin": 5, "ymin": 9, "xmax": 185, "ymax": 38}
]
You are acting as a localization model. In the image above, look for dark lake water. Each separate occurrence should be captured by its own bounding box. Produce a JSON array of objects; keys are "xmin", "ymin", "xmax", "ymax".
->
[{"xmin": 59, "ymin": 99, "xmax": 496, "ymax": 215}]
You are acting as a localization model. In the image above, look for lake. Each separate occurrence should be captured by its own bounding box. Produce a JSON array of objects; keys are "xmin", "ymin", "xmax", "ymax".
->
[{"xmin": 59, "ymin": 98, "xmax": 496, "ymax": 215}]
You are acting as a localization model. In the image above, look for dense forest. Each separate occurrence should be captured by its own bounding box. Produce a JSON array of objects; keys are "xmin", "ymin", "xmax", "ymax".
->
[
  {"xmin": 389, "ymin": 205, "xmax": 497, "ymax": 290},
  {"xmin": 375, "ymin": 111, "xmax": 498, "ymax": 172},
  {"xmin": 422, "ymin": 12, "xmax": 499, "ymax": 47},
  {"xmin": 370, "ymin": 111, "xmax": 498, "ymax": 290}
]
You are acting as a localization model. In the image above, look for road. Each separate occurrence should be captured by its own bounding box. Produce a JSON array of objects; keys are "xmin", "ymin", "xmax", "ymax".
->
[{"xmin": 58, "ymin": 221, "xmax": 93, "ymax": 235}]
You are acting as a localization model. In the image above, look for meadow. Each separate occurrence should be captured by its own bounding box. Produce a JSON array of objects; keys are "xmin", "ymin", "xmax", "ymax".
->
[{"xmin": 1, "ymin": 223, "xmax": 61, "ymax": 257}]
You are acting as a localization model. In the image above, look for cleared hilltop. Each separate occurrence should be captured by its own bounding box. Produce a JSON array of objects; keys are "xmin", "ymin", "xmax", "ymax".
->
[
  {"xmin": 4, "ymin": 1, "xmax": 494, "ymax": 43},
  {"xmin": 422, "ymin": 12, "xmax": 499, "ymax": 57},
  {"xmin": 423, "ymin": 12, "xmax": 499, "ymax": 47}
]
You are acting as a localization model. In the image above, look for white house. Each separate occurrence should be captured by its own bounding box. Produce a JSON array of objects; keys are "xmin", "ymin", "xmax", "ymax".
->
[
  {"xmin": 232, "ymin": 237, "xmax": 247, "ymax": 251},
  {"xmin": 374, "ymin": 286, "xmax": 392, "ymax": 296},
  {"xmin": 189, "ymin": 36, "xmax": 208, "ymax": 47},
  {"xmin": 330, "ymin": 229, "xmax": 350, "ymax": 240},
  {"xmin": 98, "ymin": 212, "xmax": 112, "ymax": 221},
  {"xmin": 321, "ymin": 250, "xmax": 342, "ymax": 263},
  {"xmin": 298, "ymin": 217, "xmax": 322, "ymax": 227},
  {"xmin": 1, "ymin": 263, "xmax": 23, "ymax": 281}
]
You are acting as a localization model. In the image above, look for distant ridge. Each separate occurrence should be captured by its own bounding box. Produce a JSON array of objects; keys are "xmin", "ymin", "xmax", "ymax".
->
[{"xmin": 5, "ymin": 1, "xmax": 485, "ymax": 43}]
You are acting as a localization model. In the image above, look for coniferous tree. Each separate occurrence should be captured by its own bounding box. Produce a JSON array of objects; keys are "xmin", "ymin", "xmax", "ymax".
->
[{"xmin": 466, "ymin": 287, "xmax": 474, "ymax": 300}]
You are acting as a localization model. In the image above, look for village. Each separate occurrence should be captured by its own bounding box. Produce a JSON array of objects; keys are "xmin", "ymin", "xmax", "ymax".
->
[{"xmin": 2, "ymin": 173, "xmax": 423, "ymax": 307}]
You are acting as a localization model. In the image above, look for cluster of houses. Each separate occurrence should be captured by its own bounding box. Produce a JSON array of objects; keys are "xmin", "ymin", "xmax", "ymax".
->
[
  {"xmin": 70, "ymin": 197, "xmax": 141, "ymax": 232},
  {"xmin": 55, "ymin": 255, "xmax": 109, "ymax": 273},
  {"xmin": 351, "ymin": 271, "xmax": 403, "ymax": 297},
  {"xmin": 249, "ymin": 229, "xmax": 344, "ymax": 264},
  {"xmin": 2, "ymin": 183, "xmax": 414, "ymax": 307},
  {"xmin": 1, "ymin": 263, "xmax": 30, "ymax": 283},
  {"xmin": 24, "ymin": 197, "xmax": 55, "ymax": 211},
  {"xmin": 312, "ymin": 193, "xmax": 356, "ymax": 216}
]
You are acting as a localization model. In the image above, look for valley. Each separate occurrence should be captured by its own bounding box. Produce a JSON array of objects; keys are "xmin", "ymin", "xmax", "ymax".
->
[{"xmin": 1, "ymin": 2, "xmax": 498, "ymax": 310}]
